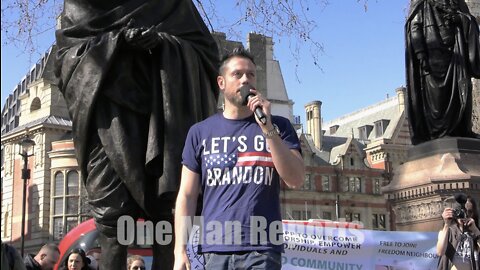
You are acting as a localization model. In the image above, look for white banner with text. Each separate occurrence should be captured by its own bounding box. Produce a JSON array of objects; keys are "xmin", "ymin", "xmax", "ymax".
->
[{"xmin": 187, "ymin": 223, "xmax": 439, "ymax": 270}]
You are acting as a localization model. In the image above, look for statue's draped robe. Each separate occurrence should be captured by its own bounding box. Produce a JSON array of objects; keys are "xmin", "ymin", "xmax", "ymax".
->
[
  {"xmin": 405, "ymin": 0, "xmax": 480, "ymax": 145},
  {"xmin": 55, "ymin": 0, "xmax": 219, "ymax": 221}
]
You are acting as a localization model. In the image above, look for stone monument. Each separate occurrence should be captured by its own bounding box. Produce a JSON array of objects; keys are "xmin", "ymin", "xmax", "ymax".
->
[
  {"xmin": 54, "ymin": 0, "xmax": 219, "ymax": 269},
  {"xmin": 383, "ymin": 0, "xmax": 480, "ymax": 231}
]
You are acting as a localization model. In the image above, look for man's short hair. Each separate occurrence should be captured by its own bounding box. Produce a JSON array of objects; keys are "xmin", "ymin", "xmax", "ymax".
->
[
  {"xmin": 39, "ymin": 243, "xmax": 60, "ymax": 254},
  {"xmin": 219, "ymin": 47, "xmax": 256, "ymax": 75}
]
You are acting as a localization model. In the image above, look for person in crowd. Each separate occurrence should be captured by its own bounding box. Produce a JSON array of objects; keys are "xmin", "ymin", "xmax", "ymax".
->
[
  {"xmin": 85, "ymin": 256, "xmax": 97, "ymax": 270},
  {"xmin": 127, "ymin": 255, "xmax": 146, "ymax": 270},
  {"xmin": 85, "ymin": 249, "xmax": 100, "ymax": 270},
  {"xmin": 24, "ymin": 243, "xmax": 60, "ymax": 270},
  {"xmin": 174, "ymin": 47, "xmax": 305, "ymax": 270},
  {"xmin": 62, "ymin": 248, "xmax": 90, "ymax": 270},
  {"xmin": 1, "ymin": 241, "xmax": 26, "ymax": 270},
  {"xmin": 437, "ymin": 194, "xmax": 480, "ymax": 269}
]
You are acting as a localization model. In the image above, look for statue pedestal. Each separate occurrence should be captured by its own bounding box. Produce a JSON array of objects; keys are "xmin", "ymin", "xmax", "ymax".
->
[{"xmin": 382, "ymin": 137, "xmax": 480, "ymax": 231}]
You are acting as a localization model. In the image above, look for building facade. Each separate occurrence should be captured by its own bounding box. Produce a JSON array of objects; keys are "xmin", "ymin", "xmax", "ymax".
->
[{"xmin": 1, "ymin": 47, "xmax": 79, "ymax": 253}]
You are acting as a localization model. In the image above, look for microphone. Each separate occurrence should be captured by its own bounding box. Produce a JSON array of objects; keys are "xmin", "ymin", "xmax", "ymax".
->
[{"xmin": 239, "ymin": 84, "xmax": 267, "ymax": 125}]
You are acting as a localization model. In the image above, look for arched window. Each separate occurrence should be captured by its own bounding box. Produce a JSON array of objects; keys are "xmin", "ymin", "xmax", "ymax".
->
[
  {"xmin": 52, "ymin": 170, "xmax": 82, "ymax": 240},
  {"xmin": 66, "ymin": 171, "xmax": 79, "ymax": 195},
  {"xmin": 66, "ymin": 171, "xmax": 79, "ymax": 215},
  {"xmin": 53, "ymin": 172, "xmax": 64, "ymax": 215},
  {"xmin": 30, "ymin": 97, "xmax": 41, "ymax": 111},
  {"xmin": 53, "ymin": 171, "xmax": 64, "ymax": 240}
]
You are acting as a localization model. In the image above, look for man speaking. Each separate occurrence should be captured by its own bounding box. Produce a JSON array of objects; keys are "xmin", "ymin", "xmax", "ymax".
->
[{"xmin": 174, "ymin": 47, "xmax": 305, "ymax": 270}]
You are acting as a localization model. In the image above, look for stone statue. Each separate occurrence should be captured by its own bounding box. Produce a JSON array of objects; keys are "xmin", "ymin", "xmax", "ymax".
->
[
  {"xmin": 54, "ymin": 0, "xmax": 219, "ymax": 269},
  {"xmin": 405, "ymin": 0, "xmax": 480, "ymax": 145}
]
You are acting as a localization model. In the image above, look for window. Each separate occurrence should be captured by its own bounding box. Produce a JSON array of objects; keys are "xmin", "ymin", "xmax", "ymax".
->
[
  {"xmin": 322, "ymin": 211, "xmax": 332, "ymax": 220},
  {"xmin": 30, "ymin": 97, "xmax": 41, "ymax": 111},
  {"xmin": 302, "ymin": 174, "xmax": 312, "ymax": 190},
  {"xmin": 52, "ymin": 170, "xmax": 87, "ymax": 240},
  {"xmin": 329, "ymin": 125, "xmax": 339, "ymax": 135},
  {"xmin": 345, "ymin": 212, "xmax": 361, "ymax": 222},
  {"xmin": 302, "ymin": 174, "xmax": 310, "ymax": 190},
  {"xmin": 374, "ymin": 120, "xmax": 390, "ymax": 138},
  {"xmin": 294, "ymin": 115, "xmax": 301, "ymax": 125},
  {"xmin": 321, "ymin": 175, "xmax": 330, "ymax": 191},
  {"xmin": 3, "ymin": 211, "xmax": 9, "ymax": 237},
  {"xmin": 372, "ymin": 214, "xmax": 386, "ymax": 230},
  {"xmin": 358, "ymin": 125, "xmax": 373, "ymax": 140},
  {"xmin": 344, "ymin": 177, "xmax": 361, "ymax": 193},
  {"xmin": 292, "ymin": 210, "xmax": 311, "ymax": 220},
  {"xmin": 373, "ymin": 179, "xmax": 381, "ymax": 194},
  {"xmin": 53, "ymin": 172, "xmax": 64, "ymax": 216},
  {"xmin": 66, "ymin": 171, "xmax": 79, "ymax": 214}
]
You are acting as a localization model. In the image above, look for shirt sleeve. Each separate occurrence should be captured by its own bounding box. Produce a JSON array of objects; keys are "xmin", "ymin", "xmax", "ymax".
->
[
  {"xmin": 182, "ymin": 124, "xmax": 202, "ymax": 173},
  {"xmin": 275, "ymin": 116, "xmax": 302, "ymax": 153}
]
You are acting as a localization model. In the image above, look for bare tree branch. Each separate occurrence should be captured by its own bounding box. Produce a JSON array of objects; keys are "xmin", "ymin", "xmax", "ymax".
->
[
  {"xmin": 1, "ymin": 0, "xmax": 61, "ymax": 60},
  {"xmin": 2, "ymin": 0, "xmax": 372, "ymax": 76}
]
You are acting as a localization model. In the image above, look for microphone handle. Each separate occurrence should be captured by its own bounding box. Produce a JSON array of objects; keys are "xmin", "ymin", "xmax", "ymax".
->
[
  {"xmin": 254, "ymin": 107, "xmax": 267, "ymax": 125},
  {"xmin": 247, "ymin": 95, "xmax": 267, "ymax": 125}
]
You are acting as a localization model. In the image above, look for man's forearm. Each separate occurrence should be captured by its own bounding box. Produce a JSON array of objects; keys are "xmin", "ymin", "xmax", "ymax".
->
[
  {"xmin": 265, "ymin": 134, "xmax": 305, "ymax": 188},
  {"xmin": 174, "ymin": 193, "xmax": 197, "ymax": 254}
]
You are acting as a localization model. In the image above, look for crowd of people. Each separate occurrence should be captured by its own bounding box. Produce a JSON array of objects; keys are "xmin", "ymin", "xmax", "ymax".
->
[{"xmin": 1, "ymin": 242, "xmax": 146, "ymax": 270}]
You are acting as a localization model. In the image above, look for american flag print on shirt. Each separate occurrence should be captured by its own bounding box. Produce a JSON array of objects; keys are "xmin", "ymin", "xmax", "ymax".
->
[
  {"xmin": 236, "ymin": 152, "xmax": 274, "ymax": 167},
  {"xmin": 203, "ymin": 152, "xmax": 273, "ymax": 169}
]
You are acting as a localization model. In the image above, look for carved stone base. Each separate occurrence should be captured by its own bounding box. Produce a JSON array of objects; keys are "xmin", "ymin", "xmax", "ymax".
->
[{"xmin": 382, "ymin": 137, "xmax": 480, "ymax": 232}]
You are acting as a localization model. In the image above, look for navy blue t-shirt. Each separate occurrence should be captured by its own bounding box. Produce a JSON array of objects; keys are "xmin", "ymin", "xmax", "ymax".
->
[{"xmin": 182, "ymin": 113, "xmax": 301, "ymax": 253}]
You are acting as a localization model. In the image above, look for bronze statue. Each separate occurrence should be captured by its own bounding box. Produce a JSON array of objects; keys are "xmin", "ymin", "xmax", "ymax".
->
[
  {"xmin": 54, "ymin": 0, "xmax": 219, "ymax": 269},
  {"xmin": 405, "ymin": 0, "xmax": 480, "ymax": 145}
]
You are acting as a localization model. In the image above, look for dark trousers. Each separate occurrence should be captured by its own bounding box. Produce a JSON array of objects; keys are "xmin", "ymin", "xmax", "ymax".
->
[{"xmin": 203, "ymin": 251, "xmax": 282, "ymax": 270}]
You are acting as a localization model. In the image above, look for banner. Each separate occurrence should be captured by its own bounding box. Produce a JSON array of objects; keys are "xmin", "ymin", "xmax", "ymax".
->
[
  {"xmin": 187, "ymin": 223, "xmax": 440, "ymax": 270},
  {"xmin": 282, "ymin": 223, "xmax": 439, "ymax": 270}
]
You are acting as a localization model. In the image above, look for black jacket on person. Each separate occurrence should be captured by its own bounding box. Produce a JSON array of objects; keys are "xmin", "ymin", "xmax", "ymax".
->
[
  {"xmin": 23, "ymin": 254, "xmax": 41, "ymax": 270},
  {"xmin": 437, "ymin": 225, "xmax": 480, "ymax": 270}
]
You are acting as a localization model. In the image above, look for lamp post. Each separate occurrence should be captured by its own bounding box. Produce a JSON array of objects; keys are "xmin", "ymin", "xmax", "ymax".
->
[{"xmin": 18, "ymin": 135, "xmax": 35, "ymax": 257}]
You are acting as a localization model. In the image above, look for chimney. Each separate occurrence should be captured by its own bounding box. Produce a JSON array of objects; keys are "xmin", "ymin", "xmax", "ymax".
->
[
  {"xmin": 305, "ymin": 101, "xmax": 322, "ymax": 150},
  {"xmin": 396, "ymin": 87, "xmax": 406, "ymax": 113}
]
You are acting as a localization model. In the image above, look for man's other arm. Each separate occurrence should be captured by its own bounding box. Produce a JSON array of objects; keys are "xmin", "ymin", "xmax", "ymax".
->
[{"xmin": 173, "ymin": 166, "xmax": 200, "ymax": 270}]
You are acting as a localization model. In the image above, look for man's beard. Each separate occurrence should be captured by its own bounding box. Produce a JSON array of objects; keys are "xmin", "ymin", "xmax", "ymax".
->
[{"xmin": 225, "ymin": 91, "xmax": 244, "ymax": 107}]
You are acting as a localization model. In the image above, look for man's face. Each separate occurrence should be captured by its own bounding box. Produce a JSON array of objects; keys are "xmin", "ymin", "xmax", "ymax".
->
[
  {"xmin": 218, "ymin": 56, "xmax": 256, "ymax": 107},
  {"xmin": 40, "ymin": 250, "xmax": 60, "ymax": 270}
]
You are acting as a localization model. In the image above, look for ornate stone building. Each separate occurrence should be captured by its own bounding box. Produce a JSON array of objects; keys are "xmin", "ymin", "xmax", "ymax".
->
[
  {"xmin": 302, "ymin": 89, "xmax": 411, "ymax": 230},
  {"xmin": 1, "ymin": 47, "xmax": 83, "ymax": 253}
]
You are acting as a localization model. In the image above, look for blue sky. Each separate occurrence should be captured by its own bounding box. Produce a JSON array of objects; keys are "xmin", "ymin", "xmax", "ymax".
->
[{"xmin": 1, "ymin": 0, "xmax": 410, "ymax": 123}]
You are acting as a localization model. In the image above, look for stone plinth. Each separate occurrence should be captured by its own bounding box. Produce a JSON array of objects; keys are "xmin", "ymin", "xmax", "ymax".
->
[{"xmin": 382, "ymin": 137, "xmax": 480, "ymax": 232}]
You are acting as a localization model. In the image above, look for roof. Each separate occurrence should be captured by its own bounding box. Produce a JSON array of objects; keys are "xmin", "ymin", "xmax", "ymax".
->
[
  {"xmin": 1, "ymin": 45, "xmax": 58, "ymax": 134},
  {"xmin": 301, "ymin": 134, "xmax": 331, "ymax": 165},
  {"xmin": 3, "ymin": 115, "xmax": 72, "ymax": 136},
  {"xmin": 323, "ymin": 95, "xmax": 403, "ymax": 142},
  {"xmin": 329, "ymin": 137, "xmax": 366, "ymax": 164}
]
